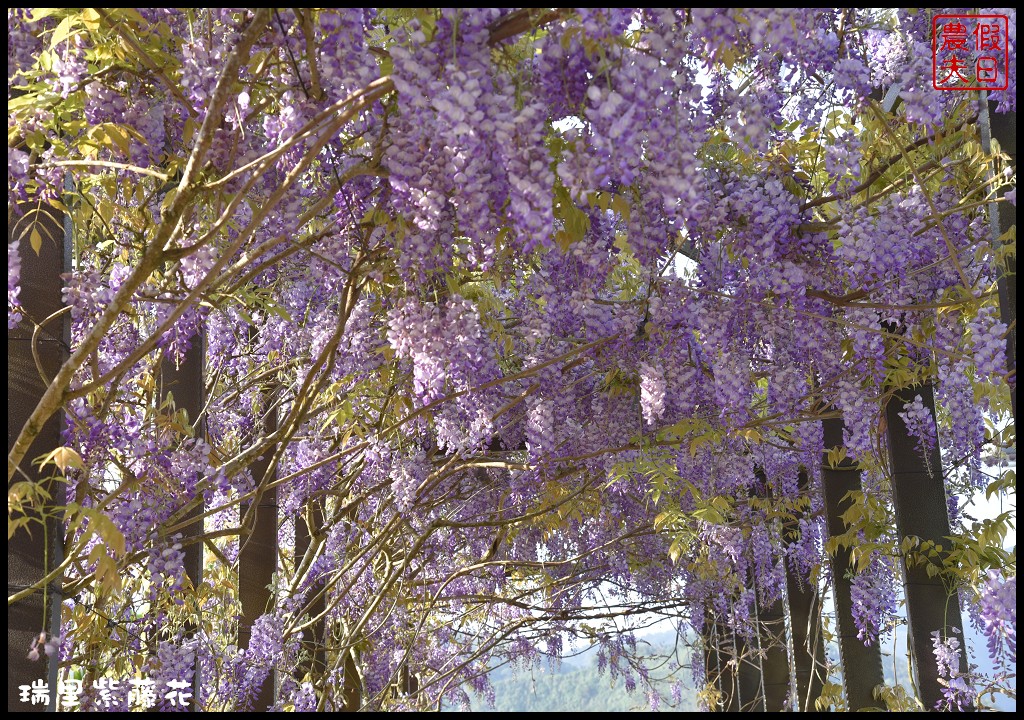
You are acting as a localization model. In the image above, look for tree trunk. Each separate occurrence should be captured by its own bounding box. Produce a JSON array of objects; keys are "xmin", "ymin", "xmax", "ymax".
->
[
  {"xmin": 703, "ymin": 611, "xmax": 740, "ymax": 712},
  {"xmin": 821, "ymin": 413, "xmax": 884, "ymax": 710},
  {"xmin": 714, "ymin": 619, "xmax": 741, "ymax": 712},
  {"xmin": 758, "ymin": 593, "xmax": 790, "ymax": 711},
  {"xmin": 885, "ymin": 383, "xmax": 971, "ymax": 710},
  {"xmin": 702, "ymin": 614, "xmax": 722, "ymax": 709},
  {"xmin": 159, "ymin": 335, "xmax": 205, "ymax": 707},
  {"xmin": 294, "ymin": 503, "xmax": 342, "ymax": 705},
  {"xmin": 8, "ymin": 205, "xmax": 68, "ymax": 712},
  {"xmin": 736, "ymin": 624, "xmax": 765, "ymax": 712},
  {"xmin": 785, "ymin": 471, "xmax": 828, "ymax": 711},
  {"xmin": 980, "ymin": 101, "xmax": 1016, "ymax": 426},
  {"xmin": 753, "ymin": 472, "xmax": 791, "ymax": 712},
  {"xmin": 159, "ymin": 340, "xmax": 205, "ymax": 585},
  {"xmin": 238, "ymin": 389, "xmax": 279, "ymax": 710}
]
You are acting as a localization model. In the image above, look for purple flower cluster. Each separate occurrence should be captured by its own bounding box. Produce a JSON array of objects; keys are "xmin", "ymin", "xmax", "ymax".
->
[
  {"xmin": 8, "ymin": 239, "xmax": 22, "ymax": 329},
  {"xmin": 931, "ymin": 630, "xmax": 976, "ymax": 711},
  {"xmin": 897, "ymin": 393, "xmax": 938, "ymax": 460},
  {"xmin": 146, "ymin": 535, "xmax": 187, "ymax": 600},
  {"xmin": 978, "ymin": 571, "xmax": 1016, "ymax": 664},
  {"xmin": 390, "ymin": 448, "xmax": 427, "ymax": 513},
  {"xmin": 179, "ymin": 12, "xmax": 242, "ymax": 119},
  {"xmin": 8, "ymin": 9, "xmax": 42, "ymax": 86},
  {"xmin": 968, "ymin": 306, "xmax": 1008, "ymax": 383},
  {"xmin": 849, "ymin": 550, "xmax": 897, "ymax": 646},
  {"xmin": 5, "ymin": 7, "xmax": 1017, "ymax": 713},
  {"xmin": 149, "ymin": 640, "xmax": 196, "ymax": 711},
  {"xmin": 8, "ymin": 146, "xmax": 30, "ymax": 204},
  {"xmin": 318, "ymin": 9, "xmax": 378, "ymax": 100},
  {"xmin": 639, "ymin": 361, "xmax": 666, "ymax": 426}
]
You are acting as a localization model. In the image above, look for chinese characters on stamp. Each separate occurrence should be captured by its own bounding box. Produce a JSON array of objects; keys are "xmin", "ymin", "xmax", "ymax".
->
[{"xmin": 933, "ymin": 14, "xmax": 1010, "ymax": 91}]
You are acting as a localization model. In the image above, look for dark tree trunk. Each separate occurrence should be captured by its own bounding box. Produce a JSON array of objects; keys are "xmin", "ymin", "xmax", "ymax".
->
[
  {"xmin": 785, "ymin": 471, "xmax": 828, "ymax": 711},
  {"xmin": 786, "ymin": 567, "xmax": 828, "ymax": 712},
  {"xmin": 753, "ymin": 472, "xmax": 790, "ymax": 712},
  {"xmin": 821, "ymin": 413, "xmax": 885, "ymax": 710},
  {"xmin": 159, "ymin": 334, "xmax": 205, "ymax": 707},
  {"xmin": 885, "ymin": 383, "xmax": 971, "ymax": 710},
  {"xmin": 238, "ymin": 390, "xmax": 279, "ymax": 710},
  {"xmin": 702, "ymin": 613, "xmax": 722, "ymax": 707},
  {"xmin": 758, "ymin": 594, "xmax": 790, "ymax": 712},
  {"xmin": 736, "ymin": 625, "xmax": 765, "ymax": 712},
  {"xmin": 703, "ymin": 612, "xmax": 740, "ymax": 712},
  {"xmin": 981, "ymin": 104, "xmax": 1016, "ymax": 426},
  {"xmin": 8, "ymin": 205, "xmax": 68, "ymax": 712},
  {"xmin": 714, "ymin": 620, "xmax": 741, "ymax": 712},
  {"xmin": 159, "ymin": 340, "xmax": 205, "ymax": 585},
  {"xmin": 294, "ymin": 503, "xmax": 343, "ymax": 706}
]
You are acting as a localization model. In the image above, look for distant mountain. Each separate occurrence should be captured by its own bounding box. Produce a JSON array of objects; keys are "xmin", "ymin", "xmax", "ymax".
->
[
  {"xmin": 447, "ymin": 623, "xmax": 1014, "ymax": 712},
  {"xmin": 456, "ymin": 633, "xmax": 701, "ymax": 712}
]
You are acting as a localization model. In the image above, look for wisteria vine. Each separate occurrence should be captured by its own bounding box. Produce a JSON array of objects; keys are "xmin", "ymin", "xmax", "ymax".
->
[{"xmin": 7, "ymin": 7, "xmax": 1016, "ymax": 712}]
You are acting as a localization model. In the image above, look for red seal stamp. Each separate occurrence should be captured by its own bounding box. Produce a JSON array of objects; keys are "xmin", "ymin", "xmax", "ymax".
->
[{"xmin": 933, "ymin": 14, "xmax": 1009, "ymax": 91}]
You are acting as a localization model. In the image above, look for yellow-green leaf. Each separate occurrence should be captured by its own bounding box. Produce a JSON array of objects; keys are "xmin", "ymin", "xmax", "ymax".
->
[
  {"xmin": 29, "ymin": 227, "xmax": 43, "ymax": 254},
  {"xmin": 39, "ymin": 446, "xmax": 84, "ymax": 474},
  {"xmin": 84, "ymin": 508, "xmax": 127, "ymax": 557},
  {"xmin": 82, "ymin": 8, "xmax": 102, "ymax": 31},
  {"xmin": 49, "ymin": 16, "xmax": 80, "ymax": 48}
]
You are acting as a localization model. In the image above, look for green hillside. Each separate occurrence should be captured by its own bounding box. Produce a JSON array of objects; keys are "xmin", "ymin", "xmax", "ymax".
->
[
  {"xmin": 460, "ymin": 635, "xmax": 701, "ymax": 712},
  {"xmin": 472, "ymin": 664, "xmax": 700, "ymax": 713}
]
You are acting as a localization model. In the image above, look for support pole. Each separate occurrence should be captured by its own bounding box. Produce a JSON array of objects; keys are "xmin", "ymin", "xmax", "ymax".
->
[
  {"xmin": 736, "ymin": 625, "xmax": 764, "ymax": 712},
  {"xmin": 715, "ymin": 620, "xmax": 741, "ymax": 712},
  {"xmin": 885, "ymin": 383, "xmax": 971, "ymax": 710},
  {"xmin": 821, "ymin": 413, "xmax": 884, "ymax": 710},
  {"xmin": 979, "ymin": 99, "xmax": 1016, "ymax": 426},
  {"xmin": 8, "ymin": 205, "xmax": 67, "ymax": 712},
  {"xmin": 701, "ymin": 614, "xmax": 722, "ymax": 709},
  {"xmin": 754, "ymin": 471, "xmax": 791, "ymax": 712},
  {"xmin": 294, "ymin": 503, "xmax": 339, "ymax": 705},
  {"xmin": 758, "ymin": 593, "xmax": 790, "ymax": 711},
  {"xmin": 238, "ymin": 389, "xmax": 279, "ymax": 710},
  {"xmin": 159, "ymin": 334, "xmax": 205, "ymax": 708},
  {"xmin": 159, "ymin": 340, "xmax": 205, "ymax": 587},
  {"xmin": 785, "ymin": 470, "xmax": 828, "ymax": 712}
]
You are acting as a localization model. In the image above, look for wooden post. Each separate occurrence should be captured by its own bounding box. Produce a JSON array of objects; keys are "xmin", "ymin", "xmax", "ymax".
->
[
  {"xmin": 702, "ymin": 611, "xmax": 738, "ymax": 712},
  {"xmin": 701, "ymin": 614, "xmax": 722, "ymax": 709},
  {"xmin": 294, "ymin": 503, "xmax": 335, "ymax": 703},
  {"xmin": 159, "ymin": 340, "xmax": 205, "ymax": 587},
  {"xmin": 885, "ymin": 383, "xmax": 971, "ymax": 710},
  {"xmin": 821, "ymin": 413, "xmax": 884, "ymax": 710}
]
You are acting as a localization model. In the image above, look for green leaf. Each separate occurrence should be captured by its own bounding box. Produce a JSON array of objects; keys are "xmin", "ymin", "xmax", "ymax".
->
[
  {"xmin": 693, "ymin": 506, "xmax": 725, "ymax": 524},
  {"xmin": 82, "ymin": 508, "xmax": 127, "ymax": 557},
  {"xmin": 668, "ymin": 538, "xmax": 683, "ymax": 564},
  {"xmin": 38, "ymin": 446, "xmax": 84, "ymax": 473},
  {"xmin": 49, "ymin": 16, "xmax": 80, "ymax": 48},
  {"xmin": 29, "ymin": 227, "xmax": 42, "ymax": 254},
  {"xmin": 82, "ymin": 7, "xmax": 102, "ymax": 31},
  {"xmin": 95, "ymin": 553, "xmax": 123, "ymax": 596},
  {"xmin": 30, "ymin": 8, "xmax": 63, "ymax": 21}
]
